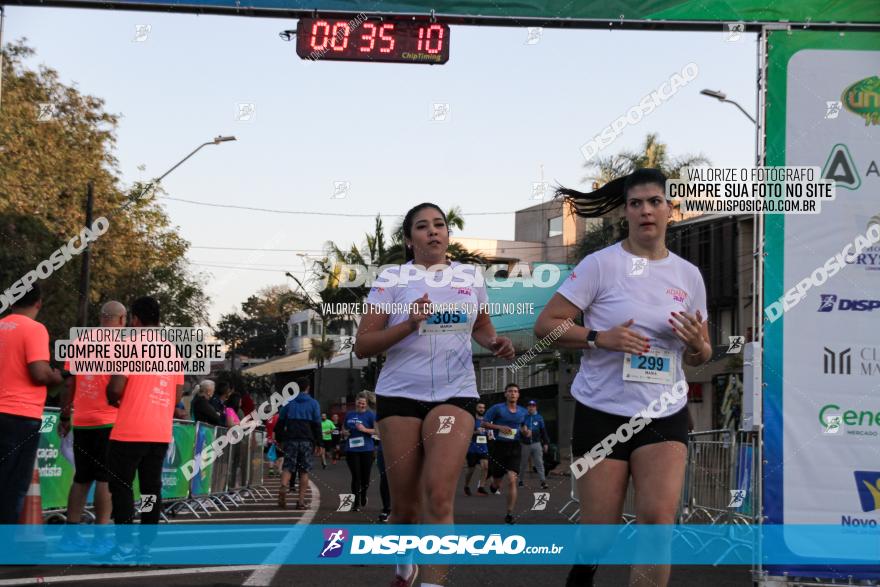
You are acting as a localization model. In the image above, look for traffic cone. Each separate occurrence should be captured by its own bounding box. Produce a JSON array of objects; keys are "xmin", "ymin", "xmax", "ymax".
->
[
  {"xmin": 15, "ymin": 461, "xmax": 46, "ymax": 563},
  {"xmin": 19, "ymin": 465, "xmax": 43, "ymax": 524}
]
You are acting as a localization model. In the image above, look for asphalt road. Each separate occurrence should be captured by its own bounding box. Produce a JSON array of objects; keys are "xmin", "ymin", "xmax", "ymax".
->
[{"xmin": 0, "ymin": 455, "xmax": 754, "ymax": 586}]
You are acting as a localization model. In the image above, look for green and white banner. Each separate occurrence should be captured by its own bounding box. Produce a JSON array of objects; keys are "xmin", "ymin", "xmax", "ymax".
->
[{"xmin": 763, "ymin": 29, "xmax": 880, "ymax": 579}]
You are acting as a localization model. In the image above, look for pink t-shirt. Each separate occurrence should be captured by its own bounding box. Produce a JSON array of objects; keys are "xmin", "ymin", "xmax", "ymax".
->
[
  {"xmin": 0, "ymin": 314, "xmax": 51, "ymax": 420},
  {"xmin": 225, "ymin": 407, "xmax": 240, "ymax": 426},
  {"xmin": 110, "ymin": 372, "xmax": 184, "ymax": 443}
]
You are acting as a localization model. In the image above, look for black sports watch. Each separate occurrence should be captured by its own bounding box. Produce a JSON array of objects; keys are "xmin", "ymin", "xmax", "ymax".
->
[{"xmin": 586, "ymin": 330, "xmax": 599, "ymax": 350}]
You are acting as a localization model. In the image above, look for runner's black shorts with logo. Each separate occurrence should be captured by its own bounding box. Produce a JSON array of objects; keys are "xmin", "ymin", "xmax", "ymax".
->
[
  {"xmin": 376, "ymin": 395, "xmax": 478, "ymax": 421},
  {"xmin": 571, "ymin": 402, "xmax": 689, "ymax": 462}
]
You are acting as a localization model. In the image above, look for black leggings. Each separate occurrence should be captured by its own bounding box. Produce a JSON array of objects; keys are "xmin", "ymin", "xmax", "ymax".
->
[
  {"xmin": 377, "ymin": 448, "xmax": 390, "ymax": 512},
  {"xmin": 346, "ymin": 451, "xmax": 374, "ymax": 502},
  {"xmin": 107, "ymin": 440, "xmax": 167, "ymax": 546}
]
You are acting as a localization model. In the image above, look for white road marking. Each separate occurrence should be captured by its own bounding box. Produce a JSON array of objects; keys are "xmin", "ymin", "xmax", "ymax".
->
[
  {"xmin": 0, "ymin": 566, "xmax": 263, "ymax": 585},
  {"xmin": 242, "ymin": 479, "xmax": 320, "ymax": 586}
]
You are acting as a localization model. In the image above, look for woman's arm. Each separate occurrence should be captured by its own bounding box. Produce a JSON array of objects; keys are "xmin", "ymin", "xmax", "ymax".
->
[
  {"xmin": 535, "ymin": 294, "xmax": 650, "ymax": 354},
  {"xmin": 353, "ymin": 294, "xmax": 432, "ymax": 359},
  {"xmin": 471, "ymin": 311, "xmax": 515, "ymax": 360}
]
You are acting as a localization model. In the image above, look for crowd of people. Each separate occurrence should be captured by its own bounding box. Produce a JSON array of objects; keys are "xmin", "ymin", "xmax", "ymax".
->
[{"xmin": 0, "ymin": 168, "xmax": 709, "ymax": 587}]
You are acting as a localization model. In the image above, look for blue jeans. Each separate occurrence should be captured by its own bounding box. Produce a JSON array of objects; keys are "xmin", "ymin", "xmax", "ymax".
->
[{"xmin": 0, "ymin": 413, "xmax": 42, "ymax": 523}]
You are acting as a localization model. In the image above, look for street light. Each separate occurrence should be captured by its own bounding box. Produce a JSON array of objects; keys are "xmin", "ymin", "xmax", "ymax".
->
[
  {"xmin": 78, "ymin": 135, "xmax": 236, "ymax": 326},
  {"xmin": 155, "ymin": 135, "xmax": 237, "ymax": 183},
  {"xmin": 700, "ymin": 89, "xmax": 756, "ymax": 124}
]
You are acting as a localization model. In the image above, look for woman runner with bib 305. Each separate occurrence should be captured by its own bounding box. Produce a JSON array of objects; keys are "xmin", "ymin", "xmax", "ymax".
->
[
  {"xmin": 354, "ymin": 203, "xmax": 515, "ymax": 587},
  {"xmin": 535, "ymin": 169, "xmax": 710, "ymax": 587}
]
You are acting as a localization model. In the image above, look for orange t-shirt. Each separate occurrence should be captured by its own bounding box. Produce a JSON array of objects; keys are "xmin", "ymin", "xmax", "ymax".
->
[
  {"xmin": 110, "ymin": 371, "xmax": 184, "ymax": 443},
  {"xmin": 0, "ymin": 314, "xmax": 51, "ymax": 420},
  {"xmin": 64, "ymin": 360, "xmax": 116, "ymax": 428}
]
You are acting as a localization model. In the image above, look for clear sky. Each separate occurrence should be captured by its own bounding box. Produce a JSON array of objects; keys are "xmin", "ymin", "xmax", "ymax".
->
[{"xmin": 6, "ymin": 6, "xmax": 757, "ymax": 324}]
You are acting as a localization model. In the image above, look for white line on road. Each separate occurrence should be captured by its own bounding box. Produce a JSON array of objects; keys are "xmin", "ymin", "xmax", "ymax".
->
[
  {"xmin": 0, "ymin": 566, "xmax": 264, "ymax": 585},
  {"xmin": 242, "ymin": 479, "xmax": 320, "ymax": 586}
]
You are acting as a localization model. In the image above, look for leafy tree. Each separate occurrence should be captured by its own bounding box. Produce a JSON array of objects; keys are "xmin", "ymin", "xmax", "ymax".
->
[
  {"xmin": 0, "ymin": 40, "xmax": 208, "ymax": 337},
  {"xmin": 577, "ymin": 133, "xmax": 711, "ymax": 241}
]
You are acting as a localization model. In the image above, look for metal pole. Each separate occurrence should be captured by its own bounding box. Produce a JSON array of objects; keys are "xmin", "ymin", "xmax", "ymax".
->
[
  {"xmin": 77, "ymin": 181, "xmax": 94, "ymax": 327},
  {"xmin": 754, "ymin": 24, "xmax": 770, "ymax": 587}
]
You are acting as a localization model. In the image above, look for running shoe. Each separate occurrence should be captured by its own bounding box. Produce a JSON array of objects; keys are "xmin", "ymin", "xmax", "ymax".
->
[
  {"xmin": 518, "ymin": 480, "xmax": 524, "ymax": 487},
  {"xmin": 89, "ymin": 537, "xmax": 115, "ymax": 557},
  {"xmin": 57, "ymin": 532, "xmax": 90, "ymax": 553},
  {"xmin": 294, "ymin": 501, "xmax": 308, "ymax": 510},
  {"xmin": 464, "ymin": 486, "xmax": 472, "ymax": 496},
  {"xmin": 541, "ymin": 481, "xmax": 549, "ymax": 490},
  {"xmin": 390, "ymin": 564, "xmax": 419, "ymax": 587},
  {"xmin": 489, "ymin": 484, "xmax": 500, "ymax": 494},
  {"xmin": 378, "ymin": 511, "xmax": 390, "ymax": 523},
  {"xmin": 103, "ymin": 546, "xmax": 136, "ymax": 565},
  {"xmin": 477, "ymin": 487, "xmax": 489, "ymax": 496},
  {"xmin": 134, "ymin": 545, "xmax": 153, "ymax": 566},
  {"xmin": 504, "ymin": 513, "xmax": 514, "ymax": 524}
]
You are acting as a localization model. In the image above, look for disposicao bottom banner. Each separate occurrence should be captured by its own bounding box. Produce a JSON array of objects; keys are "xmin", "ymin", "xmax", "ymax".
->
[{"xmin": 2, "ymin": 525, "xmax": 879, "ymax": 567}]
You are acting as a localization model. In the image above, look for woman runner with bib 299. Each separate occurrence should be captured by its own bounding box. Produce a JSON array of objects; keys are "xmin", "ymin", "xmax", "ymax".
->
[
  {"xmin": 535, "ymin": 169, "xmax": 710, "ymax": 587},
  {"xmin": 354, "ymin": 203, "xmax": 515, "ymax": 587}
]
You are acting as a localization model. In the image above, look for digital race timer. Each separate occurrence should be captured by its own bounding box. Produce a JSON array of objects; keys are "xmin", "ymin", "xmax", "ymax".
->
[{"xmin": 296, "ymin": 17, "xmax": 450, "ymax": 65}]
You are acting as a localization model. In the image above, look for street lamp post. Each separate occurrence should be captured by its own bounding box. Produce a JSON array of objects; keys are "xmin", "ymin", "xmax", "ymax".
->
[
  {"xmin": 77, "ymin": 135, "xmax": 236, "ymax": 326},
  {"xmin": 700, "ymin": 89, "xmax": 757, "ymax": 124}
]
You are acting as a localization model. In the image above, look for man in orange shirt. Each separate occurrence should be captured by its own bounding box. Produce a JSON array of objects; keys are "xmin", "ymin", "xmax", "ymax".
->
[
  {"xmin": 0, "ymin": 284, "xmax": 63, "ymax": 523},
  {"xmin": 58, "ymin": 300, "xmax": 126, "ymax": 553},
  {"xmin": 105, "ymin": 297, "xmax": 183, "ymax": 562}
]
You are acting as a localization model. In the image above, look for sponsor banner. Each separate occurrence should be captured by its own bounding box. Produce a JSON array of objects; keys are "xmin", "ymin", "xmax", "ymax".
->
[
  {"xmin": 36, "ymin": 410, "xmax": 77, "ymax": 510},
  {"xmin": 163, "ymin": 422, "xmax": 196, "ymax": 500},
  {"xmin": 12, "ymin": 0, "xmax": 879, "ymax": 25},
  {"xmin": 190, "ymin": 423, "xmax": 215, "ymax": 496},
  {"xmin": 763, "ymin": 30, "xmax": 880, "ymax": 580},
  {"xmin": 1, "ymin": 525, "xmax": 879, "ymax": 565}
]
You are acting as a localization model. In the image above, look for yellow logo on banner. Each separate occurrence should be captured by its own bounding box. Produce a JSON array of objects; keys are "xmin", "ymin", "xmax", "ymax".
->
[{"xmin": 842, "ymin": 76, "xmax": 880, "ymax": 125}]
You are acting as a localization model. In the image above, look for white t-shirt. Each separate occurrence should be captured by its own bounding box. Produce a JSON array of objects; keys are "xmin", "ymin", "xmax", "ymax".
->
[
  {"xmin": 365, "ymin": 261, "xmax": 488, "ymax": 401},
  {"xmin": 556, "ymin": 242, "xmax": 707, "ymax": 418}
]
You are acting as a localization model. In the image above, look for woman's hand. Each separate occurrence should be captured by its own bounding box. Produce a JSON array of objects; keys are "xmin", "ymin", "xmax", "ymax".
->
[
  {"xmin": 489, "ymin": 336, "xmax": 515, "ymax": 360},
  {"xmin": 669, "ymin": 310, "xmax": 705, "ymax": 352},
  {"xmin": 407, "ymin": 293, "xmax": 432, "ymax": 330},
  {"xmin": 596, "ymin": 319, "xmax": 650, "ymax": 355}
]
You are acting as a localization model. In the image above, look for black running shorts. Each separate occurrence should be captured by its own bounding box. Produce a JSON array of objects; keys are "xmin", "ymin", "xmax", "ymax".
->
[
  {"xmin": 488, "ymin": 440, "xmax": 521, "ymax": 478},
  {"xmin": 571, "ymin": 401, "xmax": 689, "ymax": 462},
  {"xmin": 376, "ymin": 395, "xmax": 478, "ymax": 421},
  {"xmin": 72, "ymin": 426, "xmax": 113, "ymax": 484}
]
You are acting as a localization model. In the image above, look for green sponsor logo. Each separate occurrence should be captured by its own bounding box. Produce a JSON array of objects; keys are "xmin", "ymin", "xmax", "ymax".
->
[
  {"xmin": 820, "ymin": 404, "xmax": 880, "ymax": 436},
  {"xmin": 842, "ymin": 76, "xmax": 880, "ymax": 126}
]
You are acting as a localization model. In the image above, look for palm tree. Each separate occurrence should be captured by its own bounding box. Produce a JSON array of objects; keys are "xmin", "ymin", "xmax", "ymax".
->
[
  {"xmin": 582, "ymin": 132, "xmax": 710, "ymax": 190},
  {"xmin": 578, "ymin": 133, "xmax": 711, "ymax": 241},
  {"xmin": 308, "ymin": 337, "xmax": 336, "ymax": 402}
]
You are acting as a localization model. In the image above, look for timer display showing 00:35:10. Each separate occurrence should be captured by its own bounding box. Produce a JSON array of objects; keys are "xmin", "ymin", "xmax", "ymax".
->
[{"xmin": 295, "ymin": 18, "xmax": 450, "ymax": 64}]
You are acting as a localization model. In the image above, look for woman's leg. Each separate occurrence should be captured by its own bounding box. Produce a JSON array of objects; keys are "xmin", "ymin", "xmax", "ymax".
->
[
  {"xmin": 628, "ymin": 441, "xmax": 687, "ymax": 587},
  {"xmin": 377, "ymin": 449, "xmax": 391, "ymax": 513},
  {"xmin": 570, "ymin": 456, "xmax": 630, "ymax": 585},
  {"xmin": 419, "ymin": 404, "xmax": 474, "ymax": 585},
  {"xmin": 378, "ymin": 416, "xmax": 424, "ymax": 523}
]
